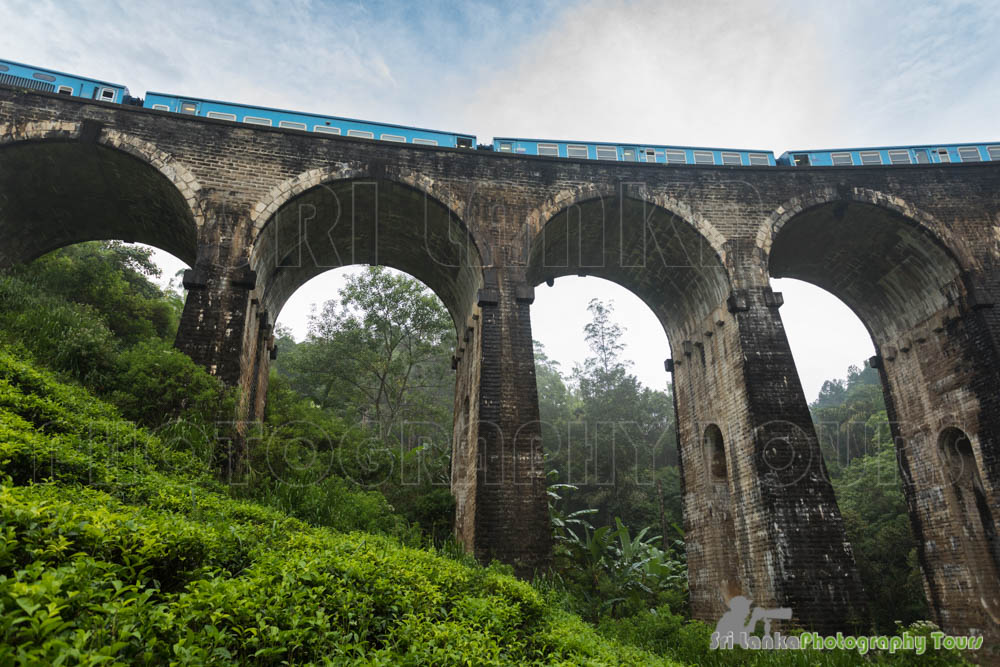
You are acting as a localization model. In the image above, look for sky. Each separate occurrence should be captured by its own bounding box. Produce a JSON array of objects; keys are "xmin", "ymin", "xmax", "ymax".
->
[{"xmin": 4, "ymin": 0, "xmax": 998, "ymax": 400}]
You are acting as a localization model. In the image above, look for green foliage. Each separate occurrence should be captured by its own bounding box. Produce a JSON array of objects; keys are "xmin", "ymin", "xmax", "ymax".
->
[
  {"xmin": 0, "ymin": 352, "xmax": 675, "ymax": 665},
  {"xmin": 0, "ymin": 245, "xmax": 231, "ymax": 459},
  {"xmin": 811, "ymin": 362, "xmax": 929, "ymax": 632},
  {"xmin": 537, "ymin": 299, "xmax": 678, "ymax": 533},
  {"xmin": 547, "ymin": 478, "xmax": 687, "ymax": 622},
  {"xmin": 108, "ymin": 340, "xmax": 234, "ymax": 427},
  {"xmin": 833, "ymin": 412, "xmax": 929, "ymax": 632},
  {"xmin": 812, "ymin": 362, "xmax": 884, "ymax": 470},
  {"xmin": 0, "ymin": 275, "xmax": 120, "ymax": 390},
  {"xmin": 276, "ymin": 266, "xmax": 453, "ymax": 438},
  {"xmin": 270, "ymin": 269, "xmax": 458, "ymax": 544},
  {"xmin": 8, "ymin": 241, "xmax": 182, "ymax": 345}
]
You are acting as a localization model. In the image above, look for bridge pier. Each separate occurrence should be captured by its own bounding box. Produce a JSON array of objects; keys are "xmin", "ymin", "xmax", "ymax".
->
[
  {"xmin": 452, "ymin": 270, "xmax": 551, "ymax": 576},
  {"xmin": 674, "ymin": 284, "xmax": 866, "ymax": 632},
  {"xmin": 872, "ymin": 268, "xmax": 1000, "ymax": 649}
]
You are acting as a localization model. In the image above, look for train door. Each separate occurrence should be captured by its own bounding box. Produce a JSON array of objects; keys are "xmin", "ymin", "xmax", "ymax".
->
[
  {"xmin": 623, "ymin": 148, "xmax": 637, "ymax": 161},
  {"xmin": 92, "ymin": 86, "xmax": 118, "ymax": 103},
  {"xmin": 642, "ymin": 148, "xmax": 656, "ymax": 162},
  {"xmin": 914, "ymin": 149, "xmax": 930, "ymax": 164},
  {"xmin": 178, "ymin": 100, "xmax": 199, "ymax": 115}
]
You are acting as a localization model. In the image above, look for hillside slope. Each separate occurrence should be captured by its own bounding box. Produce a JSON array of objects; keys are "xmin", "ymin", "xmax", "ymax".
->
[{"xmin": 0, "ymin": 349, "xmax": 673, "ymax": 665}]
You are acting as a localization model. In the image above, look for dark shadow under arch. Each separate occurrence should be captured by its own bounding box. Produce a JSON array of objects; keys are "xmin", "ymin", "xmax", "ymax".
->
[
  {"xmin": 251, "ymin": 177, "xmax": 485, "ymax": 339},
  {"xmin": 768, "ymin": 200, "xmax": 967, "ymax": 343},
  {"xmin": 0, "ymin": 140, "xmax": 198, "ymax": 267},
  {"xmin": 526, "ymin": 195, "xmax": 730, "ymax": 341}
]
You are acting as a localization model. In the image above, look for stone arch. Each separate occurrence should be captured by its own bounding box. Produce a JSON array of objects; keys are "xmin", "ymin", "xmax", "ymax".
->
[
  {"xmin": 0, "ymin": 125, "xmax": 202, "ymax": 267},
  {"xmin": 764, "ymin": 189, "xmax": 973, "ymax": 343},
  {"xmin": 757, "ymin": 186, "xmax": 977, "ymax": 273},
  {"xmin": 527, "ymin": 183, "xmax": 728, "ymax": 265},
  {"xmin": 250, "ymin": 174, "xmax": 486, "ymax": 339},
  {"xmin": 526, "ymin": 192, "xmax": 732, "ymax": 344},
  {"xmin": 704, "ymin": 423, "xmax": 727, "ymax": 480},
  {"xmin": 249, "ymin": 165, "xmax": 474, "ymax": 238},
  {"xmin": 702, "ymin": 422, "xmax": 741, "ymax": 602},
  {"xmin": 766, "ymin": 186, "xmax": 1000, "ymax": 641}
]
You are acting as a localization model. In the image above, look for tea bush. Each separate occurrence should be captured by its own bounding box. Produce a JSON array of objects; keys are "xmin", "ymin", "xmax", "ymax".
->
[{"xmin": 0, "ymin": 350, "xmax": 675, "ymax": 665}]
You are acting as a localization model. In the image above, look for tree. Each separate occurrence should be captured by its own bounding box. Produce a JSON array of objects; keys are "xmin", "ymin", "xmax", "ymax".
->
[
  {"xmin": 537, "ymin": 298, "xmax": 678, "ymax": 530},
  {"xmin": 276, "ymin": 267, "xmax": 454, "ymax": 441},
  {"xmin": 11, "ymin": 241, "xmax": 183, "ymax": 344},
  {"xmin": 810, "ymin": 361, "xmax": 927, "ymax": 631}
]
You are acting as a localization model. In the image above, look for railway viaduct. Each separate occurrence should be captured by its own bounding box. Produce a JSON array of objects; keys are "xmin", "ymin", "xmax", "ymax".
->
[{"xmin": 2, "ymin": 86, "xmax": 999, "ymax": 648}]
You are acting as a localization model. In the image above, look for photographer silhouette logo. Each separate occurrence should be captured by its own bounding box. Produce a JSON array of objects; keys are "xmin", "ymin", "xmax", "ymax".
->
[{"xmin": 710, "ymin": 595, "xmax": 794, "ymax": 650}]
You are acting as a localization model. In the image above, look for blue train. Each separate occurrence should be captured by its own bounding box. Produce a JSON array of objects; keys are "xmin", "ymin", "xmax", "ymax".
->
[
  {"xmin": 143, "ymin": 92, "xmax": 475, "ymax": 148},
  {"xmin": 0, "ymin": 58, "xmax": 130, "ymax": 104},
  {"xmin": 3, "ymin": 57, "xmax": 999, "ymax": 167},
  {"xmin": 493, "ymin": 137, "xmax": 776, "ymax": 166},
  {"xmin": 778, "ymin": 144, "xmax": 1000, "ymax": 166}
]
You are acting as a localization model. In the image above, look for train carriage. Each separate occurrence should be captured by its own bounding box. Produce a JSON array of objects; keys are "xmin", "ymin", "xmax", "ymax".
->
[
  {"xmin": 0, "ymin": 58, "xmax": 129, "ymax": 104},
  {"xmin": 778, "ymin": 143, "xmax": 1000, "ymax": 166},
  {"xmin": 143, "ymin": 92, "xmax": 476, "ymax": 149},
  {"xmin": 492, "ymin": 137, "xmax": 776, "ymax": 166}
]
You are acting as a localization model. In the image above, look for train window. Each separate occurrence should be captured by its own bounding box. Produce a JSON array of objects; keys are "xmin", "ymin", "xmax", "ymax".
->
[
  {"xmin": 643, "ymin": 149, "xmax": 654, "ymax": 162},
  {"xmin": 721, "ymin": 152, "xmax": 742, "ymax": 166},
  {"xmin": 748, "ymin": 153, "xmax": 770, "ymax": 166},
  {"xmin": 958, "ymin": 146, "xmax": 982, "ymax": 162},
  {"xmin": 151, "ymin": 104, "xmax": 170, "ymax": 111},
  {"xmin": 57, "ymin": 85, "xmax": 73, "ymax": 95},
  {"xmin": 279, "ymin": 121, "xmax": 307, "ymax": 130},
  {"xmin": 498, "ymin": 142, "xmax": 513, "ymax": 152},
  {"xmin": 456, "ymin": 137, "xmax": 473, "ymax": 148},
  {"xmin": 567, "ymin": 145, "xmax": 589, "ymax": 159},
  {"xmin": 622, "ymin": 148, "xmax": 636, "ymax": 161},
  {"xmin": 793, "ymin": 153, "xmax": 810, "ymax": 166},
  {"xmin": 179, "ymin": 102, "xmax": 198, "ymax": 115},
  {"xmin": 914, "ymin": 149, "xmax": 930, "ymax": 163},
  {"xmin": 98, "ymin": 88, "xmax": 116, "ymax": 101},
  {"xmin": 207, "ymin": 111, "xmax": 237, "ymax": 121},
  {"xmin": 347, "ymin": 129, "xmax": 375, "ymax": 138},
  {"xmin": 538, "ymin": 143, "xmax": 559, "ymax": 157},
  {"xmin": 693, "ymin": 151, "xmax": 714, "ymax": 164},
  {"xmin": 32, "ymin": 72, "xmax": 56, "ymax": 82},
  {"xmin": 937, "ymin": 148, "xmax": 951, "ymax": 162},
  {"xmin": 314, "ymin": 126, "xmax": 341, "ymax": 134},
  {"xmin": 831, "ymin": 152, "xmax": 853, "ymax": 166},
  {"xmin": 888, "ymin": 150, "xmax": 911, "ymax": 164},
  {"xmin": 596, "ymin": 146, "xmax": 618, "ymax": 161},
  {"xmin": 665, "ymin": 150, "xmax": 686, "ymax": 164},
  {"xmin": 381, "ymin": 134, "xmax": 406, "ymax": 142},
  {"xmin": 412, "ymin": 138, "xmax": 438, "ymax": 146},
  {"xmin": 860, "ymin": 151, "xmax": 882, "ymax": 165},
  {"xmin": 988, "ymin": 146, "xmax": 1000, "ymax": 161},
  {"xmin": 244, "ymin": 116, "xmax": 272, "ymax": 126}
]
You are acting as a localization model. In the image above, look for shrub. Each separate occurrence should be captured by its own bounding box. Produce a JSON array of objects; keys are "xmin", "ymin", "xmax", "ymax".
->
[
  {"xmin": 0, "ymin": 352, "xmax": 677, "ymax": 665},
  {"xmin": 107, "ymin": 340, "xmax": 233, "ymax": 427}
]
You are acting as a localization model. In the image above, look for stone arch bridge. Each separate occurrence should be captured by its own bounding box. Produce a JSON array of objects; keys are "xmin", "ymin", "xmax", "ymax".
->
[{"xmin": 2, "ymin": 86, "xmax": 999, "ymax": 645}]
